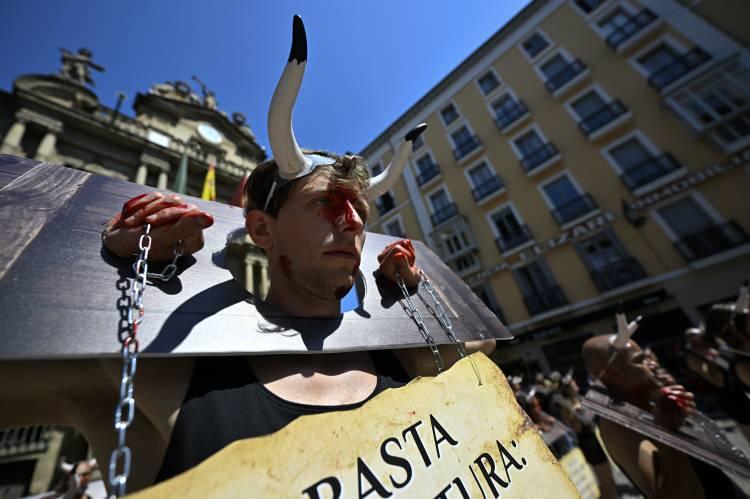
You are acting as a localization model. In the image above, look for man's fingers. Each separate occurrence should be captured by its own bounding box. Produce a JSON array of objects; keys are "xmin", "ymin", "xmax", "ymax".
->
[
  {"xmin": 123, "ymin": 194, "xmax": 185, "ymax": 226},
  {"xmin": 122, "ymin": 192, "xmax": 161, "ymax": 219},
  {"xmin": 151, "ymin": 210, "xmax": 213, "ymax": 248}
]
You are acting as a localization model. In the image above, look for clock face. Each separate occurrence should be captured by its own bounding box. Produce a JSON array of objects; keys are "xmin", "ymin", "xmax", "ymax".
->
[{"xmin": 197, "ymin": 122, "xmax": 223, "ymax": 145}]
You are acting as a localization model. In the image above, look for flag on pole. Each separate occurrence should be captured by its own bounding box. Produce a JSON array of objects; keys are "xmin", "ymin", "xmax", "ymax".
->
[
  {"xmin": 172, "ymin": 153, "xmax": 188, "ymax": 194},
  {"xmin": 201, "ymin": 164, "xmax": 216, "ymax": 201}
]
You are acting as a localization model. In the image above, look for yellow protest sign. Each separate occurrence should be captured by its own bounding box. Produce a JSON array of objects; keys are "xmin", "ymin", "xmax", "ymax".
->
[{"xmin": 129, "ymin": 354, "xmax": 578, "ymax": 498}]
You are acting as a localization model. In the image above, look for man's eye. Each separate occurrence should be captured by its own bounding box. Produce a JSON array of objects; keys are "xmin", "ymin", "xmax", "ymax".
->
[{"xmin": 314, "ymin": 197, "xmax": 331, "ymax": 206}]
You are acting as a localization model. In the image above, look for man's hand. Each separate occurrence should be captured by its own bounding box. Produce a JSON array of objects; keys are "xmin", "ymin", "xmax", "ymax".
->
[
  {"xmin": 377, "ymin": 239, "xmax": 420, "ymax": 287},
  {"xmin": 102, "ymin": 192, "xmax": 214, "ymax": 261},
  {"xmin": 653, "ymin": 384, "xmax": 696, "ymax": 429}
]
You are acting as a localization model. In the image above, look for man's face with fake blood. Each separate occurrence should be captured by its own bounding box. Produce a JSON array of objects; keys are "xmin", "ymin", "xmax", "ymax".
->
[
  {"xmin": 268, "ymin": 171, "xmax": 369, "ymax": 302},
  {"xmin": 600, "ymin": 340, "xmax": 658, "ymax": 409}
]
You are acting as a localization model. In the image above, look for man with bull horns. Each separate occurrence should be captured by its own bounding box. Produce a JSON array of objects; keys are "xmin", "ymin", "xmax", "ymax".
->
[{"xmin": 0, "ymin": 16, "xmax": 494, "ymax": 495}]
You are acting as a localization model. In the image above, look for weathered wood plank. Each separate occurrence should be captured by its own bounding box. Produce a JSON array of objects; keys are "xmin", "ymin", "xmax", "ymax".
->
[
  {"xmin": 0, "ymin": 158, "xmax": 511, "ymax": 359},
  {"xmin": 0, "ymin": 157, "xmax": 91, "ymax": 280}
]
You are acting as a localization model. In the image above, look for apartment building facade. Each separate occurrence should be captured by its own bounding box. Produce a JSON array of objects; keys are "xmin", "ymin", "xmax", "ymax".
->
[{"xmin": 362, "ymin": 0, "xmax": 750, "ymax": 372}]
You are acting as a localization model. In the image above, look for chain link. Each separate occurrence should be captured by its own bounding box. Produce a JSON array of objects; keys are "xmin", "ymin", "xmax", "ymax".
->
[
  {"xmin": 395, "ymin": 274, "xmax": 444, "ymax": 374},
  {"xmin": 108, "ymin": 225, "xmax": 153, "ymax": 498}
]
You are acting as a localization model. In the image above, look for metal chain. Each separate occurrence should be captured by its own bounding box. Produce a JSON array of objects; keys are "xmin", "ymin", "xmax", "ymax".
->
[
  {"xmin": 418, "ymin": 270, "xmax": 483, "ymax": 385},
  {"xmin": 132, "ymin": 239, "xmax": 184, "ymax": 282},
  {"xmin": 395, "ymin": 274, "xmax": 444, "ymax": 374}
]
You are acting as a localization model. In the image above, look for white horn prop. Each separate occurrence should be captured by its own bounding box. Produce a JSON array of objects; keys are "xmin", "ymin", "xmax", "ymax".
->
[
  {"xmin": 367, "ymin": 123, "xmax": 427, "ymax": 198},
  {"xmin": 735, "ymin": 279, "xmax": 749, "ymax": 313},
  {"xmin": 268, "ymin": 15, "xmax": 310, "ymax": 180},
  {"xmin": 611, "ymin": 303, "xmax": 640, "ymax": 350},
  {"xmin": 60, "ymin": 461, "xmax": 74, "ymax": 473}
]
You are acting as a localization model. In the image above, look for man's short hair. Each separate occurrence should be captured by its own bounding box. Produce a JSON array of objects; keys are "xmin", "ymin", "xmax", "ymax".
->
[{"xmin": 243, "ymin": 150, "xmax": 370, "ymax": 217}]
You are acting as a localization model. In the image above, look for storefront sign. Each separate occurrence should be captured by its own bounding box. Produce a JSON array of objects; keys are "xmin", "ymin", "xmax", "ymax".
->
[
  {"xmin": 131, "ymin": 355, "xmax": 579, "ymax": 499},
  {"xmin": 466, "ymin": 212, "xmax": 615, "ymax": 287},
  {"xmin": 626, "ymin": 148, "xmax": 750, "ymax": 212}
]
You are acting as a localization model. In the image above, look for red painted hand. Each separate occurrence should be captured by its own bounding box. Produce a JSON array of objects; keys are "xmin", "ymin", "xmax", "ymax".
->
[
  {"xmin": 377, "ymin": 239, "xmax": 420, "ymax": 288},
  {"xmin": 102, "ymin": 192, "xmax": 214, "ymax": 261}
]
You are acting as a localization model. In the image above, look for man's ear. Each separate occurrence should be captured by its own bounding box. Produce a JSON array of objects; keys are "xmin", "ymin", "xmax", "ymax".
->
[{"xmin": 245, "ymin": 210, "xmax": 274, "ymax": 251}]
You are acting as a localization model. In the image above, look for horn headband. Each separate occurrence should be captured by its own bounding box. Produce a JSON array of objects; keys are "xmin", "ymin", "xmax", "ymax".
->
[
  {"xmin": 610, "ymin": 302, "xmax": 641, "ymax": 350},
  {"xmin": 264, "ymin": 15, "xmax": 427, "ymax": 211}
]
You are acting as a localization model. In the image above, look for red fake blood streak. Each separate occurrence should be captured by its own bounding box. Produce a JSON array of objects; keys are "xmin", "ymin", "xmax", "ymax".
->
[
  {"xmin": 319, "ymin": 187, "xmax": 361, "ymax": 227},
  {"xmin": 279, "ymin": 255, "xmax": 293, "ymax": 280}
]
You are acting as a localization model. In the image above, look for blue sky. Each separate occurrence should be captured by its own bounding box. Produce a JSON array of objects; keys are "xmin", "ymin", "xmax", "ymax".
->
[{"xmin": 0, "ymin": 1, "xmax": 527, "ymax": 154}]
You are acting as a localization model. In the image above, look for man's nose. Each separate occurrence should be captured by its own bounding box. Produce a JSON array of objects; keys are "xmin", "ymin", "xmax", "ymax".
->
[{"xmin": 338, "ymin": 199, "xmax": 364, "ymax": 232}]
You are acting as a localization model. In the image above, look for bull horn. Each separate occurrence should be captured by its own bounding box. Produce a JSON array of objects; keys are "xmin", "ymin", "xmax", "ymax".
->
[
  {"xmin": 367, "ymin": 123, "xmax": 427, "ymax": 198},
  {"xmin": 736, "ymin": 279, "xmax": 749, "ymax": 312},
  {"xmin": 267, "ymin": 15, "xmax": 312, "ymax": 180}
]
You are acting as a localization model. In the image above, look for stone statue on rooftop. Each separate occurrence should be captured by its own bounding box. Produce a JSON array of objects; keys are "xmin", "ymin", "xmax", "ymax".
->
[
  {"xmin": 192, "ymin": 75, "xmax": 218, "ymax": 110},
  {"xmin": 59, "ymin": 47, "xmax": 104, "ymax": 87}
]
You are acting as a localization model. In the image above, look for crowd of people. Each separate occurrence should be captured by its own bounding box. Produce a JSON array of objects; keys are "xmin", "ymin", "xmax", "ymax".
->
[{"xmin": 506, "ymin": 282, "xmax": 750, "ymax": 499}]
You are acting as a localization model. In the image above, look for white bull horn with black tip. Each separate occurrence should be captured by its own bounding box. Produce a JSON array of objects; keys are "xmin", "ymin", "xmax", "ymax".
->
[
  {"xmin": 267, "ymin": 15, "xmax": 329, "ymax": 181},
  {"xmin": 611, "ymin": 301, "xmax": 640, "ymax": 350},
  {"xmin": 367, "ymin": 123, "xmax": 428, "ymax": 198}
]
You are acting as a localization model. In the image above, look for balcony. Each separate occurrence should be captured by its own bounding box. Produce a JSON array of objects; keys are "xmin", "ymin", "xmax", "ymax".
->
[
  {"xmin": 452, "ymin": 135, "xmax": 482, "ymax": 161},
  {"xmin": 619, "ymin": 153, "xmax": 682, "ymax": 191},
  {"xmin": 589, "ymin": 257, "xmax": 647, "ymax": 292},
  {"xmin": 606, "ymin": 9, "xmax": 658, "ymax": 50},
  {"xmin": 544, "ymin": 59, "xmax": 587, "ymax": 94},
  {"xmin": 430, "ymin": 203, "xmax": 459, "ymax": 226},
  {"xmin": 495, "ymin": 224, "xmax": 534, "ymax": 253},
  {"xmin": 375, "ymin": 194, "xmax": 396, "ymax": 216},
  {"xmin": 578, "ymin": 100, "xmax": 629, "ymax": 137},
  {"xmin": 415, "ymin": 162, "xmax": 441, "ymax": 186},
  {"xmin": 648, "ymin": 47, "xmax": 711, "ymax": 90},
  {"xmin": 471, "ymin": 175, "xmax": 505, "ymax": 202},
  {"xmin": 523, "ymin": 286, "xmax": 568, "ymax": 316},
  {"xmin": 495, "ymin": 100, "xmax": 529, "ymax": 131},
  {"xmin": 550, "ymin": 193, "xmax": 599, "ymax": 226},
  {"xmin": 674, "ymin": 221, "xmax": 749, "ymax": 262},
  {"xmin": 519, "ymin": 142, "xmax": 559, "ymax": 174}
]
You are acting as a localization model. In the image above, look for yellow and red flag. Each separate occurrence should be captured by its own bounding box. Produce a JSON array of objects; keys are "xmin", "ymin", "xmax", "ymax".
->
[{"xmin": 201, "ymin": 164, "xmax": 216, "ymax": 201}]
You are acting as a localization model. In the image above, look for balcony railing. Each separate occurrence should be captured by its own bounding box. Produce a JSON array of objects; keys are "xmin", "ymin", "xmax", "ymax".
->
[
  {"xmin": 415, "ymin": 162, "xmax": 441, "ymax": 186},
  {"xmin": 495, "ymin": 100, "xmax": 529, "ymax": 130},
  {"xmin": 544, "ymin": 59, "xmax": 587, "ymax": 93},
  {"xmin": 523, "ymin": 286, "xmax": 568, "ymax": 316},
  {"xmin": 590, "ymin": 257, "xmax": 647, "ymax": 292},
  {"xmin": 471, "ymin": 175, "xmax": 505, "ymax": 201},
  {"xmin": 578, "ymin": 99, "xmax": 628, "ymax": 136},
  {"xmin": 375, "ymin": 195, "xmax": 396, "ymax": 216},
  {"xmin": 520, "ymin": 142, "xmax": 559, "ymax": 173},
  {"xmin": 606, "ymin": 9, "xmax": 658, "ymax": 49},
  {"xmin": 674, "ymin": 221, "xmax": 749, "ymax": 262},
  {"xmin": 430, "ymin": 203, "xmax": 459, "ymax": 226},
  {"xmin": 452, "ymin": 135, "xmax": 482, "ymax": 161},
  {"xmin": 0, "ymin": 426, "xmax": 52, "ymax": 457},
  {"xmin": 619, "ymin": 152, "xmax": 682, "ymax": 191},
  {"xmin": 550, "ymin": 193, "xmax": 598, "ymax": 225},
  {"xmin": 648, "ymin": 47, "xmax": 711, "ymax": 90},
  {"xmin": 495, "ymin": 224, "xmax": 534, "ymax": 253}
]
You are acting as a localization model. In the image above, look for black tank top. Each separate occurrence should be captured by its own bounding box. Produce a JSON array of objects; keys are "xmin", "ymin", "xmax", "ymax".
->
[{"xmin": 156, "ymin": 352, "xmax": 408, "ymax": 483}]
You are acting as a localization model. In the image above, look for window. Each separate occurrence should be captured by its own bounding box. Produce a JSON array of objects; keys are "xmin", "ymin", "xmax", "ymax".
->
[
  {"xmin": 415, "ymin": 154, "xmax": 440, "ymax": 186},
  {"xmin": 440, "ymin": 104, "xmax": 459, "ymax": 126},
  {"xmin": 513, "ymin": 259, "xmax": 567, "ymax": 315},
  {"xmin": 540, "ymin": 52, "xmax": 587, "ymax": 93},
  {"xmin": 411, "ymin": 133, "xmax": 424, "ymax": 151},
  {"xmin": 375, "ymin": 192, "xmax": 396, "ymax": 216},
  {"xmin": 473, "ymin": 285, "xmax": 507, "ymax": 323},
  {"xmin": 656, "ymin": 196, "xmax": 749, "ymax": 261},
  {"xmin": 429, "ymin": 189, "xmax": 457, "ymax": 226},
  {"xmin": 602, "ymin": 7, "xmax": 658, "ymax": 49},
  {"xmin": 574, "ymin": 0, "xmax": 606, "ymax": 14},
  {"xmin": 371, "ymin": 163, "xmax": 383, "ymax": 176},
  {"xmin": 636, "ymin": 41, "xmax": 711, "ymax": 90},
  {"xmin": 596, "ymin": 7, "xmax": 631, "ymax": 37},
  {"xmin": 577, "ymin": 231, "xmax": 646, "ymax": 291},
  {"xmin": 606, "ymin": 135, "xmax": 681, "ymax": 191},
  {"xmin": 451, "ymin": 125, "xmax": 481, "ymax": 160},
  {"xmin": 513, "ymin": 128, "xmax": 558, "ymax": 173},
  {"xmin": 491, "ymin": 206, "xmax": 532, "ymax": 253},
  {"xmin": 384, "ymin": 218, "xmax": 405, "ymax": 238},
  {"xmin": 569, "ymin": 88, "xmax": 628, "ymax": 136},
  {"xmin": 541, "ymin": 174, "xmax": 597, "ymax": 225},
  {"xmin": 493, "ymin": 94, "xmax": 528, "ymax": 130},
  {"xmin": 468, "ymin": 161, "xmax": 503, "ymax": 201},
  {"xmin": 522, "ymin": 33, "xmax": 550, "ymax": 59},
  {"xmin": 478, "ymin": 71, "xmax": 501, "ymax": 95}
]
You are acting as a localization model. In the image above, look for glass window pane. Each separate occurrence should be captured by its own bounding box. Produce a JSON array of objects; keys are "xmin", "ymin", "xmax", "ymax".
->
[
  {"xmin": 541, "ymin": 55, "xmax": 568, "ymax": 78},
  {"xmin": 609, "ymin": 138, "xmax": 650, "ymax": 170},
  {"xmin": 441, "ymin": 104, "xmax": 459, "ymax": 124},
  {"xmin": 597, "ymin": 8, "xmax": 630, "ymax": 35},
  {"xmin": 469, "ymin": 162, "xmax": 493, "ymax": 185},
  {"xmin": 543, "ymin": 176, "xmax": 579, "ymax": 206},
  {"xmin": 479, "ymin": 72, "xmax": 500, "ymax": 94},
  {"xmin": 657, "ymin": 197, "xmax": 713, "ymax": 237},
  {"xmin": 515, "ymin": 130, "xmax": 544, "ymax": 155},
  {"xmin": 638, "ymin": 44, "xmax": 679, "ymax": 74},
  {"xmin": 572, "ymin": 91, "xmax": 605, "ymax": 118},
  {"xmin": 416, "ymin": 155, "xmax": 433, "ymax": 173},
  {"xmin": 451, "ymin": 126, "xmax": 472, "ymax": 145},
  {"xmin": 430, "ymin": 190, "xmax": 450, "ymax": 210},
  {"xmin": 523, "ymin": 33, "xmax": 549, "ymax": 58}
]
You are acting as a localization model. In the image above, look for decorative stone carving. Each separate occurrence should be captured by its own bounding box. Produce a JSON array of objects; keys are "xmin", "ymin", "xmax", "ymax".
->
[{"xmin": 59, "ymin": 48, "xmax": 104, "ymax": 87}]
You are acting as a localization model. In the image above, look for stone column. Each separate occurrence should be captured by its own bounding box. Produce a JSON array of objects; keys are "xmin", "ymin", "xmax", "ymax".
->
[
  {"xmin": 157, "ymin": 170, "xmax": 168, "ymax": 189},
  {"xmin": 135, "ymin": 164, "xmax": 148, "ymax": 185},
  {"xmin": 34, "ymin": 131, "xmax": 58, "ymax": 162},
  {"xmin": 0, "ymin": 120, "xmax": 26, "ymax": 156}
]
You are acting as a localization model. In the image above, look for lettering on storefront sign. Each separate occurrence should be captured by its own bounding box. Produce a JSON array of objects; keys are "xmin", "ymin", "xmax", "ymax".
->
[
  {"xmin": 129, "ymin": 355, "xmax": 579, "ymax": 499},
  {"xmin": 626, "ymin": 148, "xmax": 750, "ymax": 212},
  {"xmin": 466, "ymin": 212, "xmax": 615, "ymax": 287}
]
